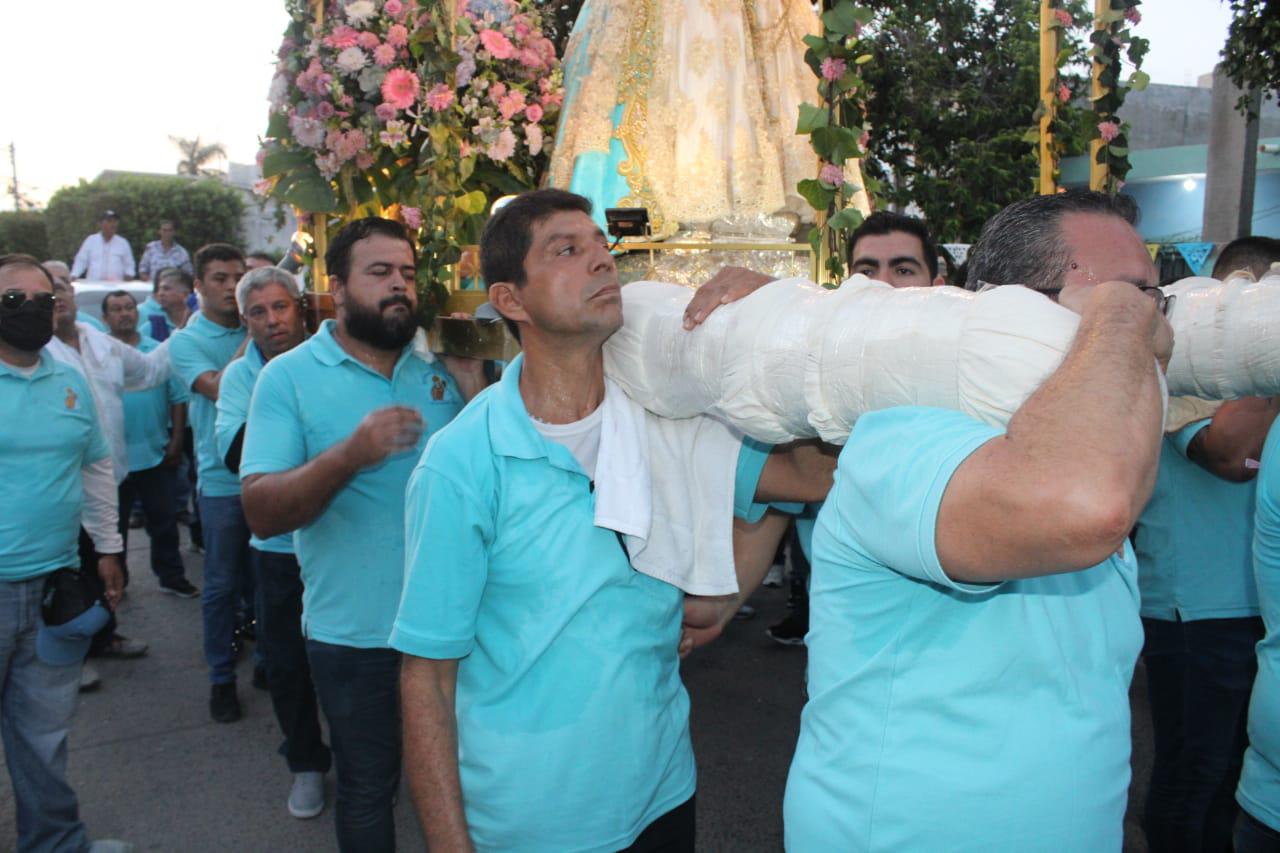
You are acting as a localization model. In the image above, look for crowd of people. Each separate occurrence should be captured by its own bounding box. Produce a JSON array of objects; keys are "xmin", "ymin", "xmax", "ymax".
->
[{"xmin": 2, "ymin": 193, "xmax": 1280, "ymax": 853}]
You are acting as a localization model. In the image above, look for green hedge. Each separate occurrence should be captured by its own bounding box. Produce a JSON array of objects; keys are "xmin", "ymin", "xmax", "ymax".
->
[
  {"xmin": 0, "ymin": 211, "xmax": 49, "ymax": 258},
  {"xmin": 44, "ymin": 175, "xmax": 245, "ymax": 268}
]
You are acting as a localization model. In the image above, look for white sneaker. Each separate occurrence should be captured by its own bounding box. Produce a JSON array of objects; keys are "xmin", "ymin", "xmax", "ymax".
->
[
  {"xmin": 288, "ymin": 771, "xmax": 326, "ymax": 819},
  {"xmin": 763, "ymin": 564, "xmax": 784, "ymax": 588},
  {"xmin": 80, "ymin": 665, "xmax": 101, "ymax": 692}
]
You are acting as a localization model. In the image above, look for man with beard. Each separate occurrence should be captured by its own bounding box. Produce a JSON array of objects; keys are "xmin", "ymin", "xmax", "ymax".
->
[
  {"xmin": 215, "ymin": 266, "xmax": 330, "ymax": 821},
  {"xmin": 239, "ymin": 218, "xmax": 486, "ymax": 852},
  {"xmin": 167, "ymin": 243, "xmax": 251, "ymax": 721}
]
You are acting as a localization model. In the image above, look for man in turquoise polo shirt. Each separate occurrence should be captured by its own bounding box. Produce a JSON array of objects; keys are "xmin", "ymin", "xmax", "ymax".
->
[
  {"xmin": 0, "ymin": 254, "xmax": 132, "ymax": 853},
  {"xmin": 168, "ymin": 243, "xmax": 251, "ymax": 722},
  {"xmin": 1135, "ymin": 240, "xmax": 1280, "ymax": 852},
  {"xmin": 215, "ymin": 266, "xmax": 331, "ymax": 822},
  {"xmin": 1237, "ymin": 407, "xmax": 1280, "ymax": 851},
  {"xmin": 103, "ymin": 289, "xmax": 195, "ymax": 599},
  {"xmin": 392, "ymin": 190, "xmax": 835, "ymax": 852},
  {"xmin": 239, "ymin": 218, "xmax": 487, "ymax": 853},
  {"xmin": 784, "ymin": 190, "xmax": 1169, "ymax": 850}
]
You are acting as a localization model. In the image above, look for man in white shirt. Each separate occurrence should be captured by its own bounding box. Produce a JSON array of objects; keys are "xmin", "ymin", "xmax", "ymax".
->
[
  {"xmin": 71, "ymin": 210, "xmax": 135, "ymax": 281},
  {"xmin": 45, "ymin": 274, "xmax": 171, "ymax": 664}
]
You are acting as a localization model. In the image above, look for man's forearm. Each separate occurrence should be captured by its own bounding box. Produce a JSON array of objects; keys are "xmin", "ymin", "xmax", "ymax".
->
[
  {"xmin": 1009, "ymin": 292, "xmax": 1164, "ymax": 518},
  {"xmin": 402, "ymin": 657, "xmax": 473, "ymax": 852},
  {"xmin": 1188, "ymin": 396, "xmax": 1280, "ymax": 482},
  {"xmin": 240, "ymin": 439, "xmax": 362, "ymax": 539}
]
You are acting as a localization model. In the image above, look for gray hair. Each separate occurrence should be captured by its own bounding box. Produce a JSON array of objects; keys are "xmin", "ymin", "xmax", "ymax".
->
[
  {"xmin": 965, "ymin": 190, "xmax": 1138, "ymax": 292},
  {"xmin": 235, "ymin": 265, "xmax": 302, "ymax": 314}
]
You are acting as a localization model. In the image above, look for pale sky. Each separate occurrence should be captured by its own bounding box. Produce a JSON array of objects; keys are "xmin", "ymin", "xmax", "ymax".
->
[{"xmin": 1, "ymin": 0, "xmax": 1234, "ymax": 207}]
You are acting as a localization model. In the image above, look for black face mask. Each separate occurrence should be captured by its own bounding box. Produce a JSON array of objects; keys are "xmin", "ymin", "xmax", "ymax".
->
[{"xmin": 0, "ymin": 301, "xmax": 55, "ymax": 352}]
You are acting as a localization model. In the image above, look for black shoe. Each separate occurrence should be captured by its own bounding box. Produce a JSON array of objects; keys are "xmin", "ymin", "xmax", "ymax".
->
[
  {"xmin": 210, "ymin": 682, "xmax": 241, "ymax": 723},
  {"xmin": 252, "ymin": 664, "xmax": 269, "ymax": 691},
  {"xmin": 766, "ymin": 612, "xmax": 809, "ymax": 647},
  {"xmin": 159, "ymin": 578, "xmax": 199, "ymax": 599}
]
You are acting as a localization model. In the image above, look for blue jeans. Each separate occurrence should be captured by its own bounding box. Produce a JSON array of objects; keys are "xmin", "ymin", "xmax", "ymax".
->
[
  {"xmin": 252, "ymin": 549, "xmax": 330, "ymax": 774},
  {"xmin": 119, "ymin": 465, "xmax": 186, "ymax": 586},
  {"xmin": 1142, "ymin": 615, "xmax": 1264, "ymax": 852},
  {"xmin": 307, "ymin": 640, "xmax": 401, "ymax": 853},
  {"xmin": 0, "ymin": 577, "xmax": 89, "ymax": 853},
  {"xmin": 197, "ymin": 493, "xmax": 251, "ymax": 685}
]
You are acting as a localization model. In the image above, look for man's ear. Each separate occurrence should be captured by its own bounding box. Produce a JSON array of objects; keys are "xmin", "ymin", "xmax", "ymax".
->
[
  {"xmin": 487, "ymin": 282, "xmax": 529, "ymax": 326},
  {"xmin": 330, "ymin": 278, "xmax": 345, "ymax": 311}
]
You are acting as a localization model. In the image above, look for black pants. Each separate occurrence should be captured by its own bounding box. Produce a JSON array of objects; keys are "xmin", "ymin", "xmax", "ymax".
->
[
  {"xmin": 1142, "ymin": 616, "xmax": 1264, "ymax": 852},
  {"xmin": 620, "ymin": 796, "xmax": 695, "ymax": 853},
  {"xmin": 119, "ymin": 465, "xmax": 186, "ymax": 587},
  {"xmin": 77, "ymin": 528, "xmax": 118, "ymax": 655},
  {"xmin": 1237, "ymin": 810, "xmax": 1280, "ymax": 853},
  {"xmin": 251, "ymin": 548, "xmax": 330, "ymax": 774}
]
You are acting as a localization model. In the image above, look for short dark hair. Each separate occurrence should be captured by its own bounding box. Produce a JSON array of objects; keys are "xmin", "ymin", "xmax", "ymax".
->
[
  {"xmin": 480, "ymin": 189, "xmax": 594, "ymax": 340},
  {"xmin": 155, "ymin": 267, "xmax": 194, "ymax": 293},
  {"xmin": 966, "ymin": 190, "xmax": 1139, "ymax": 292},
  {"xmin": 193, "ymin": 243, "xmax": 245, "ymax": 281},
  {"xmin": 247, "ymin": 250, "xmax": 277, "ymax": 265},
  {"xmin": 0, "ymin": 253, "xmax": 56, "ymax": 288},
  {"xmin": 325, "ymin": 218, "xmax": 416, "ymax": 283},
  {"xmin": 847, "ymin": 211, "xmax": 940, "ymax": 279},
  {"xmin": 1212, "ymin": 236, "xmax": 1280, "ymax": 280},
  {"xmin": 101, "ymin": 289, "xmax": 137, "ymax": 313}
]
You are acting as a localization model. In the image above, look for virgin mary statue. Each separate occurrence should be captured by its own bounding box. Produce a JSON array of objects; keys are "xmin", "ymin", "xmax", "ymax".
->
[{"xmin": 547, "ymin": 0, "xmax": 870, "ymax": 241}]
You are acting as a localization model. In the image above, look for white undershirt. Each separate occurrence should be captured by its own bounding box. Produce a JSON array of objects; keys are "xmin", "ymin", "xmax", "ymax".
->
[{"xmin": 533, "ymin": 402, "xmax": 604, "ymax": 480}]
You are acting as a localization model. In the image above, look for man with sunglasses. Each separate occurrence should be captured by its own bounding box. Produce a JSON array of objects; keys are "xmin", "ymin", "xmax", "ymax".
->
[
  {"xmin": 781, "ymin": 190, "xmax": 1170, "ymax": 850},
  {"xmin": 0, "ymin": 254, "xmax": 134, "ymax": 853}
]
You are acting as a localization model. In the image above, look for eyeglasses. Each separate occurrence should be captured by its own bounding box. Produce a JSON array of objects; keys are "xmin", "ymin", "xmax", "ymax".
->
[
  {"xmin": 0, "ymin": 290, "xmax": 56, "ymax": 312},
  {"xmin": 974, "ymin": 281, "xmax": 1175, "ymax": 317}
]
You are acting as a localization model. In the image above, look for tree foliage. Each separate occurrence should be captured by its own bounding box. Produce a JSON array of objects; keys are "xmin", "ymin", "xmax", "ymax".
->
[
  {"xmin": 43, "ymin": 175, "xmax": 244, "ymax": 264},
  {"xmin": 855, "ymin": 0, "xmax": 1092, "ymax": 242},
  {"xmin": 0, "ymin": 211, "xmax": 49, "ymax": 258},
  {"xmin": 170, "ymin": 136, "xmax": 228, "ymax": 177},
  {"xmin": 1220, "ymin": 0, "xmax": 1280, "ymax": 115}
]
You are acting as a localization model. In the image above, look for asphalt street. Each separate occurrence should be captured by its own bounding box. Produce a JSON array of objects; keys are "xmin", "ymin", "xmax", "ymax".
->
[{"xmin": 0, "ymin": 528, "xmax": 1154, "ymax": 851}]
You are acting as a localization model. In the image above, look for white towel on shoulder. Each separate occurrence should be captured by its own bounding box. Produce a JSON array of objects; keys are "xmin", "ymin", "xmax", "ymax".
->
[{"xmin": 593, "ymin": 382, "xmax": 744, "ymax": 597}]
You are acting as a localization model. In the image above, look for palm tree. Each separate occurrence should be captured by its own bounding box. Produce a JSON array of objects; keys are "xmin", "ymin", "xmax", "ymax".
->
[{"xmin": 170, "ymin": 136, "xmax": 227, "ymax": 177}]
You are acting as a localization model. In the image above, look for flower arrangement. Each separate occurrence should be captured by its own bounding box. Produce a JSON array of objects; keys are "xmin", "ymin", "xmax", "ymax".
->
[
  {"xmin": 258, "ymin": 0, "xmax": 431, "ymax": 214},
  {"xmin": 796, "ymin": 1, "xmax": 874, "ymax": 283},
  {"xmin": 257, "ymin": 0, "xmax": 565, "ymax": 314},
  {"xmin": 1088, "ymin": 0, "xmax": 1148, "ymax": 194},
  {"xmin": 440, "ymin": 0, "xmax": 564, "ymax": 189}
]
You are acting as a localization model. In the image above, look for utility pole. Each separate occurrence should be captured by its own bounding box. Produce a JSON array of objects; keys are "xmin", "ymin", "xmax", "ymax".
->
[{"xmin": 8, "ymin": 143, "xmax": 19, "ymax": 212}]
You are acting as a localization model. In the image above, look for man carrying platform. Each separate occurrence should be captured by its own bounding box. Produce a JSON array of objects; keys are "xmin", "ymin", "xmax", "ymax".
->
[{"xmin": 392, "ymin": 189, "xmax": 833, "ymax": 852}]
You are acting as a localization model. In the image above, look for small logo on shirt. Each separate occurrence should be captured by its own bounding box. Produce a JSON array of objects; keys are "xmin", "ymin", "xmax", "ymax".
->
[
  {"xmin": 65, "ymin": 387, "xmax": 77, "ymax": 410},
  {"xmin": 431, "ymin": 375, "xmax": 446, "ymax": 401}
]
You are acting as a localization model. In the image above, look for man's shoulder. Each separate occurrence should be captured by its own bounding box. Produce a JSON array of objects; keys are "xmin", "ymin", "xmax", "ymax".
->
[
  {"xmin": 421, "ymin": 391, "xmax": 501, "ymax": 472},
  {"xmin": 219, "ymin": 355, "xmax": 256, "ymax": 393}
]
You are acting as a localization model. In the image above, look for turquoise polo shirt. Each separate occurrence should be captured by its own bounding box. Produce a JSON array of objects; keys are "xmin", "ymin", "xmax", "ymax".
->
[
  {"xmin": 216, "ymin": 343, "xmax": 293, "ymax": 555},
  {"xmin": 784, "ymin": 407, "xmax": 1142, "ymax": 852},
  {"xmin": 240, "ymin": 320, "xmax": 463, "ymax": 648},
  {"xmin": 76, "ymin": 310, "xmax": 106, "ymax": 332},
  {"xmin": 391, "ymin": 354, "xmax": 770, "ymax": 852},
  {"xmin": 137, "ymin": 297, "xmax": 163, "ymax": 321},
  {"xmin": 122, "ymin": 336, "xmax": 188, "ymax": 472},
  {"xmin": 0, "ymin": 353, "xmax": 110, "ymax": 581},
  {"xmin": 1135, "ymin": 418, "xmax": 1258, "ymax": 621},
  {"xmin": 1238, "ymin": 416, "xmax": 1280, "ymax": 831},
  {"xmin": 168, "ymin": 313, "xmax": 245, "ymax": 497}
]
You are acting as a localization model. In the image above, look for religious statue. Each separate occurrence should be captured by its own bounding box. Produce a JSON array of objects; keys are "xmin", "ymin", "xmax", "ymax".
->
[{"xmin": 548, "ymin": 0, "xmax": 870, "ymax": 248}]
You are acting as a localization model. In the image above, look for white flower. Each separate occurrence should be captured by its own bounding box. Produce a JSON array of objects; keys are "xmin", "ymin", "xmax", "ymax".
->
[
  {"xmin": 525, "ymin": 123, "xmax": 544, "ymax": 156},
  {"xmin": 268, "ymin": 73, "xmax": 290, "ymax": 109},
  {"xmin": 335, "ymin": 47, "xmax": 368, "ymax": 74},
  {"xmin": 344, "ymin": 0, "xmax": 377, "ymax": 25}
]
